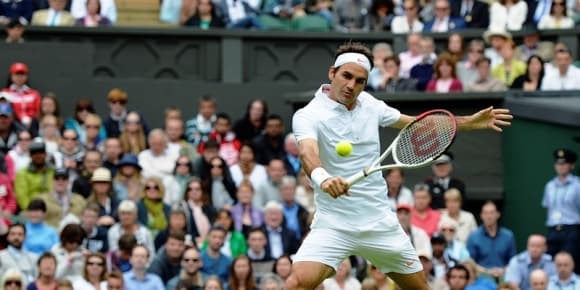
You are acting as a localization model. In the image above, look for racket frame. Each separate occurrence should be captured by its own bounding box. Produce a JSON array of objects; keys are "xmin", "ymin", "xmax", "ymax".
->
[{"xmin": 346, "ymin": 109, "xmax": 457, "ymax": 185}]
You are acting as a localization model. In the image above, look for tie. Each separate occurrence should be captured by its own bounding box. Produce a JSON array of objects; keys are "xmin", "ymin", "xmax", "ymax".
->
[{"xmin": 49, "ymin": 12, "xmax": 58, "ymax": 26}]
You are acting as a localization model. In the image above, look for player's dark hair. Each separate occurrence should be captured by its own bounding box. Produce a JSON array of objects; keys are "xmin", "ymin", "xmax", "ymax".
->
[{"xmin": 334, "ymin": 42, "xmax": 374, "ymax": 70}]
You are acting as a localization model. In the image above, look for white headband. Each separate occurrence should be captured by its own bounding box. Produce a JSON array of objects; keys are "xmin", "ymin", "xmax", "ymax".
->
[{"xmin": 334, "ymin": 52, "xmax": 372, "ymax": 73}]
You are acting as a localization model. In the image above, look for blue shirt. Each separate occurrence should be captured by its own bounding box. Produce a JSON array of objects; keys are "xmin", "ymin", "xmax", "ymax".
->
[
  {"xmin": 466, "ymin": 226, "xmax": 517, "ymax": 268},
  {"xmin": 23, "ymin": 222, "xmax": 59, "ymax": 255},
  {"xmin": 123, "ymin": 271, "xmax": 164, "ymax": 290},
  {"xmin": 505, "ymin": 252, "xmax": 556, "ymax": 290},
  {"xmin": 466, "ymin": 277, "xmax": 496, "ymax": 290},
  {"xmin": 283, "ymin": 203, "xmax": 301, "ymax": 240},
  {"xmin": 548, "ymin": 274, "xmax": 580, "ymax": 290},
  {"xmin": 200, "ymin": 250, "xmax": 231, "ymax": 284},
  {"xmin": 542, "ymin": 174, "xmax": 580, "ymax": 226}
]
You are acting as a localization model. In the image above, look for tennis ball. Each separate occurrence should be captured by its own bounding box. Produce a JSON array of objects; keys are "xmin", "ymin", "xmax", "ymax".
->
[{"xmin": 335, "ymin": 141, "xmax": 353, "ymax": 157}]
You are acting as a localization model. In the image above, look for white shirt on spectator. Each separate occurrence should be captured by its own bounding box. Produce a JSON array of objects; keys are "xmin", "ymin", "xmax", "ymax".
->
[
  {"xmin": 72, "ymin": 277, "xmax": 107, "ymax": 290},
  {"xmin": 440, "ymin": 210, "xmax": 478, "ymax": 243},
  {"xmin": 432, "ymin": 16, "xmax": 449, "ymax": 32},
  {"xmin": 323, "ymin": 277, "xmax": 362, "ymax": 290},
  {"xmin": 398, "ymin": 51, "xmax": 423, "ymax": 78},
  {"xmin": 138, "ymin": 148, "xmax": 178, "ymax": 180},
  {"xmin": 537, "ymin": 15, "xmax": 574, "ymax": 29},
  {"xmin": 107, "ymin": 223, "xmax": 155, "ymax": 261},
  {"xmin": 230, "ymin": 163, "xmax": 268, "ymax": 189},
  {"xmin": 485, "ymin": 48, "xmax": 504, "ymax": 67},
  {"xmin": 541, "ymin": 65, "xmax": 580, "ymax": 90},
  {"xmin": 70, "ymin": 0, "xmax": 117, "ymax": 22},
  {"xmin": 391, "ymin": 16, "xmax": 424, "ymax": 34},
  {"xmin": 489, "ymin": 1, "xmax": 528, "ymax": 31}
]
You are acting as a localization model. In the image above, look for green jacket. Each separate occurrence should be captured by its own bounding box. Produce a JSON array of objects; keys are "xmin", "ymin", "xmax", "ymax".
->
[
  {"xmin": 15, "ymin": 165, "xmax": 55, "ymax": 210},
  {"xmin": 202, "ymin": 230, "xmax": 247, "ymax": 258}
]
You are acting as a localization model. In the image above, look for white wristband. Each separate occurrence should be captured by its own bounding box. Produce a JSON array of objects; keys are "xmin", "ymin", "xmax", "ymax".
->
[{"xmin": 310, "ymin": 167, "xmax": 332, "ymax": 188}]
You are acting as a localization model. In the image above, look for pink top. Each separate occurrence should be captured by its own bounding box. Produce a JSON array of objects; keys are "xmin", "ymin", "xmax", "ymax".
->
[{"xmin": 411, "ymin": 208, "xmax": 441, "ymax": 237}]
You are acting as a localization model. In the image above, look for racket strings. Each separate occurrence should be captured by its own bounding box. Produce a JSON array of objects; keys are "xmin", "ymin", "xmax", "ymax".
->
[{"xmin": 395, "ymin": 113, "xmax": 456, "ymax": 166}]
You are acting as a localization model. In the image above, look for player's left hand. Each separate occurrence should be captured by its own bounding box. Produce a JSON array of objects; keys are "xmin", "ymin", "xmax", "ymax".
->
[{"xmin": 469, "ymin": 106, "xmax": 513, "ymax": 132}]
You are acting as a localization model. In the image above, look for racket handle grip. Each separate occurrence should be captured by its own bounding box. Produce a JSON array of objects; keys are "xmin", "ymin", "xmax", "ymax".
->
[{"xmin": 346, "ymin": 171, "xmax": 366, "ymax": 186}]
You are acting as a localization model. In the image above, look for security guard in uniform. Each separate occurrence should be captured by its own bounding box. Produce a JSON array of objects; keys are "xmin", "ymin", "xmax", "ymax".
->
[{"xmin": 541, "ymin": 148, "xmax": 580, "ymax": 274}]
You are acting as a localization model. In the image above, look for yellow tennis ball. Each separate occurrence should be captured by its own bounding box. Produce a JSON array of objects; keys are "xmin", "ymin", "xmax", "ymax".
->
[{"xmin": 335, "ymin": 141, "xmax": 353, "ymax": 157}]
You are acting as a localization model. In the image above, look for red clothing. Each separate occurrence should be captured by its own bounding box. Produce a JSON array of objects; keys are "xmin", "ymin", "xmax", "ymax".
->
[
  {"xmin": 2, "ymin": 84, "xmax": 42, "ymax": 122},
  {"xmin": 0, "ymin": 172, "xmax": 16, "ymax": 226},
  {"xmin": 425, "ymin": 79, "xmax": 463, "ymax": 92},
  {"xmin": 199, "ymin": 130, "xmax": 242, "ymax": 166},
  {"xmin": 411, "ymin": 208, "xmax": 441, "ymax": 237}
]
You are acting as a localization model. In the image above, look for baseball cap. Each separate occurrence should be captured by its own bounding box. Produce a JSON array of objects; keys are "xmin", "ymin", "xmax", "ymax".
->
[
  {"xmin": 54, "ymin": 168, "xmax": 69, "ymax": 179},
  {"xmin": 431, "ymin": 233, "xmax": 447, "ymax": 244},
  {"xmin": 0, "ymin": 103, "xmax": 12, "ymax": 116},
  {"xmin": 396, "ymin": 203, "xmax": 413, "ymax": 212},
  {"xmin": 554, "ymin": 148, "xmax": 577, "ymax": 164},
  {"xmin": 434, "ymin": 152, "xmax": 453, "ymax": 165},
  {"xmin": 29, "ymin": 141, "xmax": 46, "ymax": 154},
  {"xmin": 417, "ymin": 249, "xmax": 433, "ymax": 260},
  {"xmin": 10, "ymin": 62, "xmax": 29, "ymax": 74}
]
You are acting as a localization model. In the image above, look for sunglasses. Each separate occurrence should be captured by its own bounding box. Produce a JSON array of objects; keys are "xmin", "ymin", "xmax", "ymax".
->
[
  {"xmin": 211, "ymin": 164, "xmax": 223, "ymax": 168},
  {"xmin": 18, "ymin": 137, "xmax": 31, "ymax": 141},
  {"xmin": 85, "ymin": 125, "xmax": 99, "ymax": 129},
  {"xmin": 145, "ymin": 185, "xmax": 160, "ymax": 190},
  {"xmin": 110, "ymin": 100, "xmax": 127, "ymax": 105},
  {"xmin": 4, "ymin": 280, "xmax": 21, "ymax": 287},
  {"xmin": 183, "ymin": 258, "xmax": 200, "ymax": 263},
  {"xmin": 404, "ymin": 6, "xmax": 416, "ymax": 10},
  {"xmin": 441, "ymin": 228, "xmax": 456, "ymax": 232},
  {"xmin": 87, "ymin": 261, "xmax": 104, "ymax": 266},
  {"xmin": 177, "ymin": 162, "xmax": 190, "ymax": 166},
  {"xmin": 63, "ymin": 136, "xmax": 77, "ymax": 141},
  {"xmin": 76, "ymin": 107, "xmax": 91, "ymax": 112}
]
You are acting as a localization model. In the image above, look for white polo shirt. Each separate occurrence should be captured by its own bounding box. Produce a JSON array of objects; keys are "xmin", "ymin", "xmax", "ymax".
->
[{"xmin": 292, "ymin": 84, "xmax": 401, "ymax": 231}]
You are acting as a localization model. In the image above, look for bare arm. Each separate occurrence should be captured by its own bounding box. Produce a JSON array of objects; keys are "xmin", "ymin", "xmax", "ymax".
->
[
  {"xmin": 390, "ymin": 107, "xmax": 513, "ymax": 132},
  {"xmin": 298, "ymin": 139, "xmax": 349, "ymax": 198}
]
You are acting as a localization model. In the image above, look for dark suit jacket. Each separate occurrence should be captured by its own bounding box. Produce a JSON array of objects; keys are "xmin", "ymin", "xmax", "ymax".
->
[
  {"xmin": 450, "ymin": 0, "xmax": 489, "ymax": 28},
  {"xmin": 423, "ymin": 17, "xmax": 467, "ymax": 32},
  {"xmin": 261, "ymin": 224, "xmax": 299, "ymax": 258},
  {"xmin": 252, "ymin": 134, "xmax": 285, "ymax": 165},
  {"xmin": 424, "ymin": 176, "xmax": 466, "ymax": 209}
]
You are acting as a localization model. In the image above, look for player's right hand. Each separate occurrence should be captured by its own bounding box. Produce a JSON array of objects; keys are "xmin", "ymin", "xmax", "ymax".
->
[{"xmin": 321, "ymin": 177, "xmax": 350, "ymax": 198}]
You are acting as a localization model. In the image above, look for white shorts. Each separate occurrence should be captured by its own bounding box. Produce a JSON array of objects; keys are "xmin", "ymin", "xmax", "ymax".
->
[{"xmin": 293, "ymin": 225, "xmax": 422, "ymax": 274}]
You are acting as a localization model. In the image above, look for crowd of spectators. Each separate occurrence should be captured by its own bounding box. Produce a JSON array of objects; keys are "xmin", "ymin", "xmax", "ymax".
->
[
  {"xmin": 0, "ymin": 59, "xmax": 577, "ymax": 290},
  {"xmin": 1, "ymin": 0, "xmax": 580, "ymax": 30}
]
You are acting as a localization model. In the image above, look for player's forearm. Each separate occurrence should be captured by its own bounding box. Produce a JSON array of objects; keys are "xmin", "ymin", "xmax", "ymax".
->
[{"xmin": 299, "ymin": 148, "xmax": 323, "ymax": 177}]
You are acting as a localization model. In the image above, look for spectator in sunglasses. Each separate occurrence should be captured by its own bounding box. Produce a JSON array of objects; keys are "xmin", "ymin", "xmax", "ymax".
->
[
  {"xmin": 65, "ymin": 99, "xmax": 106, "ymax": 147},
  {"xmin": 1, "ymin": 269, "xmax": 24, "ymax": 290},
  {"xmin": 137, "ymin": 177, "xmax": 171, "ymax": 236},
  {"xmin": 72, "ymin": 253, "xmax": 108, "ymax": 290},
  {"xmin": 165, "ymin": 155, "xmax": 195, "ymax": 206},
  {"xmin": 103, "ymin": 88, "xmax": 148, "ymax": 138}
]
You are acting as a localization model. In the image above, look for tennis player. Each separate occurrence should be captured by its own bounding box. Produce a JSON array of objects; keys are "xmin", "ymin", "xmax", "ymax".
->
[{"xmin": 286, "ymin": 42, "xmax": 512, "ymax": 290}]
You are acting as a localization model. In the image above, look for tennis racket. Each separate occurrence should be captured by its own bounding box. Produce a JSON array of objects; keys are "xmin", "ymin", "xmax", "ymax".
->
[{"xmin": 346, "ymin": 109, "xmax": 457, "ymax": 186}]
